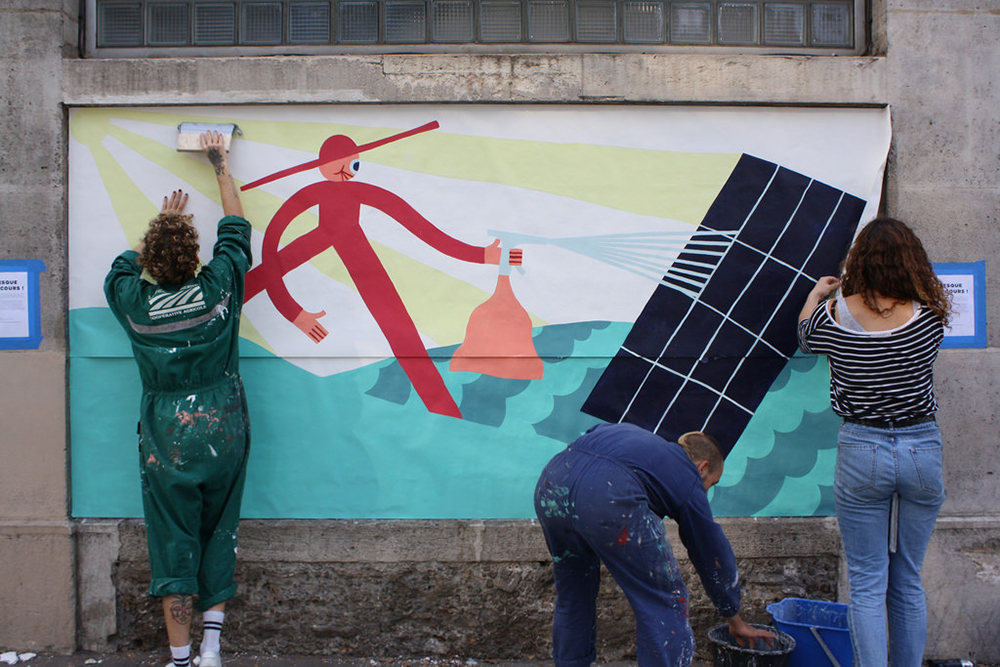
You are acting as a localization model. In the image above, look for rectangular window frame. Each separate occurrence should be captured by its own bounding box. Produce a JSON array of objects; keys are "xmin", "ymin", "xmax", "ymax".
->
[{"xmin": 85, "ymin": 0, "xmax": 866, "ymax": 56}]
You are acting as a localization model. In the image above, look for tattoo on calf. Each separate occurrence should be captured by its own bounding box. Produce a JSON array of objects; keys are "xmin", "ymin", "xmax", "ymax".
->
[{"xmin": 170, "ymin": 595, "xmax": 194, "ymax": 625}]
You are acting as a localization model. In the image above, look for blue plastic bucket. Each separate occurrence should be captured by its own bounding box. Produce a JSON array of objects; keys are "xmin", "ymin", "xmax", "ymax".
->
[{"xmin": 766, "ymin": 598, "xmax": 853, "ymax": 667}]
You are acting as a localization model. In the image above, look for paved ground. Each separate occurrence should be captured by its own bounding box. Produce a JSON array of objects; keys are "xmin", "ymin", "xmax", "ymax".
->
[
  {"xmin": 6, "ymin": 652, "xmax": 997, "ymax": 667},
  {"xmin": 1, "ymin": 656, "xmax": 711, "ymax": 667}
]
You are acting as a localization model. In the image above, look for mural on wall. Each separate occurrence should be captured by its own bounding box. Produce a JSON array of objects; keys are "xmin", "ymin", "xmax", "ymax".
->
[{"xmin": 68, "ymin": 105, "xmax": 891, "ymax": 519}]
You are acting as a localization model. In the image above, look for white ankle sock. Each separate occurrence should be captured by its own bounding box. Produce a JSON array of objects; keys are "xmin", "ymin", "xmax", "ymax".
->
[
  {"xmin": 200, "ymin": 610, "xmax": 225, "ymax": 655},
  {"xmin": 170, "ymin": 644, "xmax": 191, "ymax": 667}
]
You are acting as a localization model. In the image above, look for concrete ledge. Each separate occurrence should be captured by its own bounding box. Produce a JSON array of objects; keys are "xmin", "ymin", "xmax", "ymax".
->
[{"xmin": 63, "ymin": 54, "xmax": 887, "ymax": 106}]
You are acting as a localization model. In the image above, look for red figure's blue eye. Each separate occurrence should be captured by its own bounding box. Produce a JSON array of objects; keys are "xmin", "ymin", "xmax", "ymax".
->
[{"xmin": 351, "ymin": 160, "xmax": 361, "ymax": 173}]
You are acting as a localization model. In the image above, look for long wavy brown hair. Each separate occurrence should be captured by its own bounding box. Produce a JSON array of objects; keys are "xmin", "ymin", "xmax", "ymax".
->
[
  {"xmin": 139, "ymin": 212, "xmax": 200, "ymax": 285},
  {"xmin": 840, "ymin": 217, "xmax": 951, "ymax": 325}
]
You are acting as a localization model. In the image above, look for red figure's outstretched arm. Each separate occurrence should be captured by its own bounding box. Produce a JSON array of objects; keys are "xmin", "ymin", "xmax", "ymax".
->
[{"xmin": 353, "ymin": 182, "xmax": 494, "ymax": 264}]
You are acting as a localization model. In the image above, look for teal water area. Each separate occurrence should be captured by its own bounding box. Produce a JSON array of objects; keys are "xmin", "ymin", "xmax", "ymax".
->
[{"xmin": 69, "ymin": 308, "xmax": 838, "ymax": 519}]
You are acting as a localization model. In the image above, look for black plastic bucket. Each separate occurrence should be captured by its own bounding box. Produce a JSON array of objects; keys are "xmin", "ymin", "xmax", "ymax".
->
[{"xmin": 708, "ymin": 623, "xmax": 796, "ymax": 667}]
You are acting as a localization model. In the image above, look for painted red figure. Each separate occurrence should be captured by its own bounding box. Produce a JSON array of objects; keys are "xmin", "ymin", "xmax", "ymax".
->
[{"xmin": 242, "ymin": 122, "xmax": 522, "ymax": 418}]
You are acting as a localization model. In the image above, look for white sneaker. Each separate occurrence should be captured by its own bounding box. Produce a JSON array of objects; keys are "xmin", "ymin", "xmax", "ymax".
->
[{"xmin": 194, "ymin": 652, "xmax": 222, "ymax": 667}]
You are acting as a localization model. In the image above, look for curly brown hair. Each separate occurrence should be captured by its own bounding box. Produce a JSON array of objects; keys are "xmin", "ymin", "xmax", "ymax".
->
[
  {"xmin": 840, "ymin": 217, "xmax": 952, "ymax": 325},
  {"xmin": 139, "ymin": 212, "xmax": 200, "ymax": 285}
]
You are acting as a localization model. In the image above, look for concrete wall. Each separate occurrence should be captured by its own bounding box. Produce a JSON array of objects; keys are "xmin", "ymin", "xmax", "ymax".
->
[
  {"xmin": 2, "ymin": 0, "xmax": 998, "ymax": 662},
  {"xmin": 0, "ymin": 0, "xmax": 76, "ymax": 653}
]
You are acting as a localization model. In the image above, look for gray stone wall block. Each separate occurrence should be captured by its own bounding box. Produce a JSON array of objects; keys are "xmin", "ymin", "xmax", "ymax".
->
[
  {"xmin": 934, "ymin": 351, "xmax": 1000, "ymax": 516},
  {"xmin": 0, "ymin": 522, "xmax": 76, "ymax": 652},
  {"xmin": 923, "ymin": 517, "xmax": 1000, "ymax": 662},
  {"xmin": 76, "ymin": 521, "xmax": 121, "ymax": 651}
]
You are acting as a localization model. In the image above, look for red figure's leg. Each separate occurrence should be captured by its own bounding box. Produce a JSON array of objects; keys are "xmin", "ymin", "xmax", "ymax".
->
[{"xmin": 337, "ymin": 235, "xmax": 462, "ymax": 419}]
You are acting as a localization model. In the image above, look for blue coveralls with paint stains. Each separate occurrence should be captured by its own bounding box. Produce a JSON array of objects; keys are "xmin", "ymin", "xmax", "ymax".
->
[
  {"xmin": 105, "ymin": 214, "xmax": 253, "ymax": 610},
  {"xmin": 534, "ymin": 423, "xmax": 740, "ymax": 667}
]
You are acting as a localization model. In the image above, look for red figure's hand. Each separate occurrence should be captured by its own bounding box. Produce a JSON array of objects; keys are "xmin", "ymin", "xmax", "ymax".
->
[
  {"xmin": 160, "ymin": 189, "xmax": 189, "ymax": 214},
  {"xmin": 293, "ymin": 309, "xmax": 329, "ymax": 343},
  {"xmin": 484, "ymin": 239, "xmax": 523, "ymax": 266}
]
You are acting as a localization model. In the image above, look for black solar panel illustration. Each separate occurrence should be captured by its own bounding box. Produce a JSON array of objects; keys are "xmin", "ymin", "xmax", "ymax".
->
[{"xmin": 581, "ymin": 154, "xmax": 864, "ymax": 455}]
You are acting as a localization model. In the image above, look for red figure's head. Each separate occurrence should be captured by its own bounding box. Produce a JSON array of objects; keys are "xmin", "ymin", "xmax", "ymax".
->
[{"xmin": 318, "ymin": 135, "xmax": 361, "ymax": 182}]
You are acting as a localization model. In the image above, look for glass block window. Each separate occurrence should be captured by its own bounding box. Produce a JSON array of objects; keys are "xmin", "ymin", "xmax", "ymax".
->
[
  {"xmin": 576, "ymin": 1, "xmax": 618, "ymax": 43},
  {"xmin": 147, "ymin": 3, "xmax": 188, "ymax": 45},
  {"xmin": 338, "ymin": 0, "xmax": 379, "ymax": 42},
  {"xmin": 811, "ymin": 2, "xmax": 852, "ymax": 46},
  {"xmin": 92, "ymin": 0, "xmax": 859, "ymax": 50},
  {"xmin": 528, "ymin": 0, "xmax": 572, "ymax": 42},
  {"xmin": 241, "ymin": 2, "xmax": 283, "ymax": 43},
  {"xmin": 290, "ymin": 1, "xmax": 332, "ymax": 42},
  {"xmin": 670, "ymin": 2, "xmax": 711, "ymax": 44},
  {"xmin": 717, "ymin": 2, "xmax": 758, "ymax": 45},
  {"xmin": 385, "ymin": 0, "xmax": 427, "ymax": 42},
  {"xmin": 194, "ymin": 3, "xmax": 237, "ymax": 44},
  {"xmin": 763, "ymin": 2, "xmax": 804, "ymax": 45},
  {"xmin": 623, "ymin": 1, "xmax": 665, "ymax": 43},
  {"xmin": 480, "ymin": 0, "xmax": 522, "ymax": 41},
  {"xmin": 432, "ymin": 0, "xmax": 475, "ymax": 41},
  {"xmin": 97, "ymin": 1, "xmax": 143, "ymax": 46}
]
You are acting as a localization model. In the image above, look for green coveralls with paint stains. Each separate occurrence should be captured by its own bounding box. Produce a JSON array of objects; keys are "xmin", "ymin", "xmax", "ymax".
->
[{"xmin": 105, "ymin": 215, "xmax": 253, "ymax": 610}]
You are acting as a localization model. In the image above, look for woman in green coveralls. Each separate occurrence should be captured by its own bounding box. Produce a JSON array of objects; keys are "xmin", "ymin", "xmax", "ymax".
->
[{"xmin": 104, "ymin": 131, "xmax": 251, "ymax": 667}]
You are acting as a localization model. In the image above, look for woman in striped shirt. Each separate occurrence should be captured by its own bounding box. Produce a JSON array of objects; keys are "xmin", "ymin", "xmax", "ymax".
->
[{"xmin": 797, "ymin": 217, "xmax": 951, "ymax": 667}]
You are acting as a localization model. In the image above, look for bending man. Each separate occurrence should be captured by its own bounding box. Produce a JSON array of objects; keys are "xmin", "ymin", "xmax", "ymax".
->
[{"xmin": 534, "ymin": 422, "xmax": 772, "ymax": 666}]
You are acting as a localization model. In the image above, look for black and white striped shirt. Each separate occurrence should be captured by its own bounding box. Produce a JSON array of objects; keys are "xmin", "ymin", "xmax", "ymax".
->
[{"xmin": 797, "ymin": 301, "xmax": 945, "ymax": 421}]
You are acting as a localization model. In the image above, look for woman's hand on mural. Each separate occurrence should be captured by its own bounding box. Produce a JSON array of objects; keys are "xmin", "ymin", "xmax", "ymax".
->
[
  {"xmin": 161, "ymin": 189, "xmax": 189, "ymax": 215},
  {"xmin": 199, "ymin": 130, "xmax": 244, "ymax": 218},
  {"xmin": 798, "ymin": 275, "xmax": 841, "ymax": 323},
  {"xmin": 200, "ymin": 130, "xmax": 228, "ymax": 161},
  {"xmin": 810, "ymin": 275, "xmax": 841, "ymax": 301},
  {"xmin": 726, "ymin": 614, "xmax": 775, "ymax": 649},
  {"xmin": 293, "ymin": 309, "xmax": 329, "ymax": 343},
  {"xmin": 484, "ymin": 239, "xmax": 523, "ymax": 266}
]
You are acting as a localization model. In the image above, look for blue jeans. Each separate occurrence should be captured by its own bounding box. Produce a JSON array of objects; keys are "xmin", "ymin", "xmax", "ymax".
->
[
  {"xmin": 834, "ymin": 420, "xmax": 945, "ymax": 667},
  {"xmin": 534, "ymin": 449, "xmax": 695, "ymax": 667}
]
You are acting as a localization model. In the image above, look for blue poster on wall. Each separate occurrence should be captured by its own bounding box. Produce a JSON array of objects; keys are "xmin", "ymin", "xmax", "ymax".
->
[
  {"xmin": 0, "ymin": 259, "xmax": 46, "ymax": 350},
  {"xmin": 934, "ymin": 261, "xmax": 986, "ymax": 349}
]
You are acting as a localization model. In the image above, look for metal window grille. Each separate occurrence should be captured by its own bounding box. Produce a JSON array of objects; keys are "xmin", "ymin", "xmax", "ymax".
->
[{"xmin": 92, "ymin": 0, "xmax": 859, "ymax": 50}]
